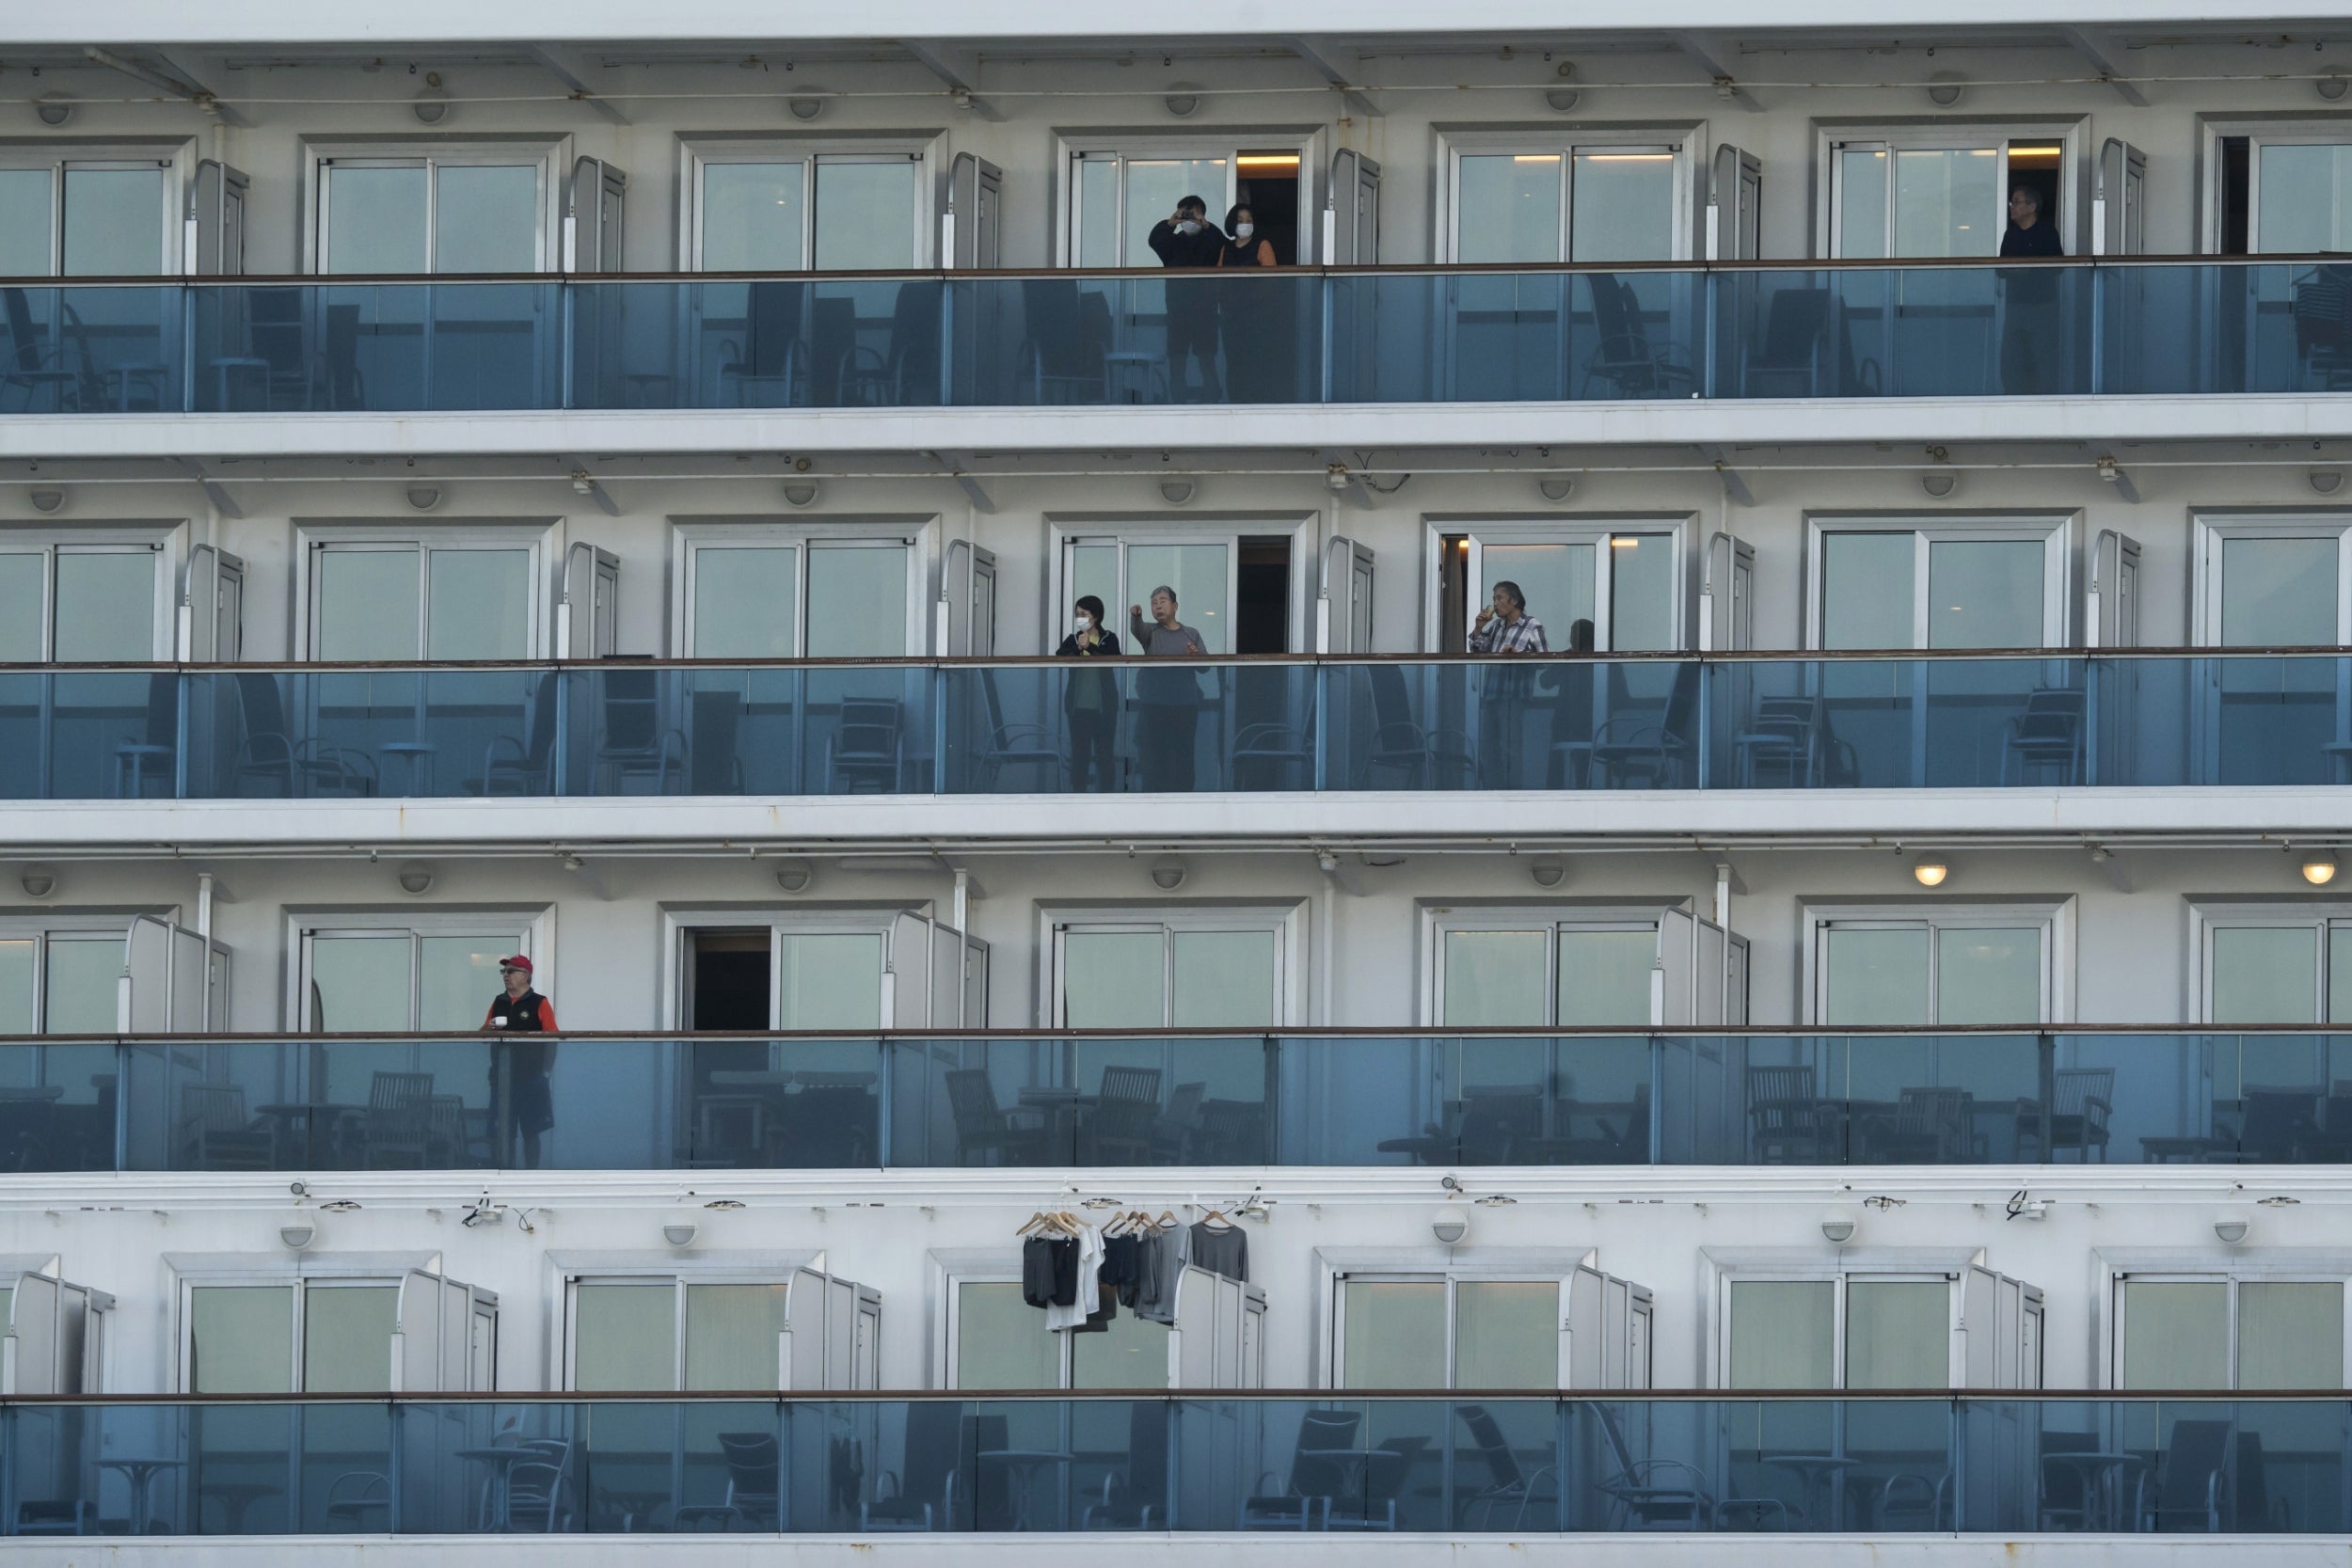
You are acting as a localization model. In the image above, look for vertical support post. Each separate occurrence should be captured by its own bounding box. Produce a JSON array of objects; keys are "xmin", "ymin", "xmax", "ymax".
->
[
  {"xmin": 931, "ymin": 666, "xmax": 950, "ymax": 794},
  {"xmin": 551, "ymin": 666, "xmax": 571, "ymax": 796}
]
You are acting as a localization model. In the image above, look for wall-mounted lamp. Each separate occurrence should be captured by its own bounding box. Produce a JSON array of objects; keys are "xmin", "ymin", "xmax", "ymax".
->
[
  {"xmin": 396, "ymin": 863, "xmax": 436, "ymax": 895},
  {"xmin": 773, "ymin": 859, "xmax": 817, "ymax": 895},
  {"xmin": 34, "ymin": 95, "xmax": 74, "ymax": 128},
  {"xmin": 405, "ymin": 484, "xmax": 442, "ymax": 512},
  {"xmin": 1543, "ymin": 87, "xmax": 1581, "ymax": 113},
  {"xmin": 1921, "ymin": 471, "xmax": 1959, "ymax": 499},
  {"xmin": 2214, "ymin": 1218, "xmax": 2249, "ymax": 1245},
  {"xmin": 1163, "ymin": 87, "xmax": 1202, "ymax": 118},
  {"xmin": 1912, "ymin": 859, "xmax": 1949, "ymax": 888},
  {"xmin": 2311, "ymin": 468, "xmax": 2344, "ymax": 496},
  {"xmin": 662, "ymin": 1216, "xmax": 701, "ymax": 1248},
  {"xmin": 1158, "ymin": 479, "xmax": 1197, "ymax": 506},
  {"xmin": 1530, "ymin": 861, "xmax": 1567, "ymax": 889},
  {"xmin": 2321, "ymin": 75, "xmax": 2350, "ymax": 103},
  {"xmin": 279, "ymin": 1215, "xmax": 318, "ymax": 1251},
  {"xmin": 787, "ymin": 96, "xmax": 825, "ymax": 121},
  {"xmin": 18, "ymin": 869, "xmax": 56, "ymax": 899},
  {"xmin": 28, "ymin": 488, "xmax": 65, "ymax": 515},
  {"xmin": 2302, "ymin": 850, "xmax": 2339, "ymax": 887},
  {"xmin": 413, "ymin": 73, "xmax": 451, "ymax": 125},
  {"xmin": 1431, "ymin": 1208, "xmax": 1470, "ymax": 1245},
  {"xmin": 1925, "ymin": 71, "xmax": 1967, "ymax": 108},
  {"xmin": 1820, "ymin": 1217, "xmax": 1855, "ymax": 1244},
  {"xmin": 782, "ymin": 479, "xmax": 821, "ymax": 508},
  {"xmin": 1536, "ymin": 475, "xmax": 1577, "ymax": 502},
  {"xmin": 1150, "ymin": 857, "xmax": 1187, "ymax": 892}
]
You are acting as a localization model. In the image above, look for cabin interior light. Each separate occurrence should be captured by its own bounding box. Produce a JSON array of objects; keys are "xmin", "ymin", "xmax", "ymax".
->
[{"xmin": 1913, "ymin": 859, "xmax": 1949, "ymax": 888}]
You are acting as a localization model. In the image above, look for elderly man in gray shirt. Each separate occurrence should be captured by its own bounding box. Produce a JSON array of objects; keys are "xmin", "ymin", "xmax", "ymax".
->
[{"xmin": 1129, "ymin": 585, "xmax": 1209, "ymax": 791}]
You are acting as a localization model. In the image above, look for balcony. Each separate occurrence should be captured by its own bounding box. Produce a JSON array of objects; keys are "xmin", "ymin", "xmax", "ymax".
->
[
  {"xmin": 1, "ymin": 1394, "xmax": 2340, "ymax": 1534},
  {"xmin": 12, "ymin": 1029, "xmax": 2351, "ymax": 1174},
  {"xmin": 5, "ymin": 259, "xmax": 2352, "ymax": 418},
  {"xmin": 8, "ymin": 655, "xmax": 2352, "ymax": 802}
]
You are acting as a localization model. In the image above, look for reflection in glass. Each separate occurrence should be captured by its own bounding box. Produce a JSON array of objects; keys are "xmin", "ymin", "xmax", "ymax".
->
[
  {"xmin": 814, "ymin": 161, "xmax": 917, "ymax": 270},
  {"xmin": 0, "ymin": 169, "xmax": 53, "ymax": 277},
  {"xmin": 1457, "ymin": 154, "xmax": 1561, "ymax": 264},
  {"xmin": 53, "ymin": 551, "xmax": 154, "ymax": 661},
  {"xmin": 1926, "ymin": 540, "xmax": 2042, "ymax": 649},
  {"xmin": 316, "ymin": 549, "xmax": 421, "ymax": 659},
  {"xmin": 326, "ymin": 166, "xmax": 429, "ymax": 275},
  {"xmin": 2220, "ymin": 536, "xmax": 2337, "ymax": 646},
  {"xmin": 805, "ymin": 546, "xmax": 909, "ymax": 657},
  {"xmin": 1821, "ymin": 533, "xmax": 1914, "ymax": 649},
  {"xmin": 61, "ymin": 166, "xmax": 165, "ymax": 276},
  {"xmin": 1571, "ymin": 153, "xmax": 1674, "ymax": 262},
  {"xmin": 692, "ymin": 546, "xmax": 798, "ymax": 657},
  {"xmin": 702, "ymin": 163, "xmax": 806, "ymax": 271},
  {"xmin": 425, "ymin": 549, "xmax": 530, "ymax": 660},
  {"xmin": 1728, "ymin": 1279, "xmax": 1833, "ymax": 1388},
  {"xmin": 434, "ymin": 166, "xmax": 538, "ymax": 274},
  {"xmin": 777, "ymin": 932, "xmax": 882, "ymax": 1030}
]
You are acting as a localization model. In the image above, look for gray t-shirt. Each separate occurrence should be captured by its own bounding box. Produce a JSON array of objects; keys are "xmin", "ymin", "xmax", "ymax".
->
[
  {"xmin": 1129, "ymin": 614, "xmax": 1208, "ymax": 705},
  {"xmin": 1186, "ymin": 1220, "xmax": 1248, "ymax": 1283}
]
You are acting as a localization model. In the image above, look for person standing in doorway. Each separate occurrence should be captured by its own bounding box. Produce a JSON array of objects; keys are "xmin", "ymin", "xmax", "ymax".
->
[
  {"xmin": 1998, "ymin": 184, "xmax": 2065, "ymax": 394},
  {"xmin": 1147, "ymin": 195, "xmax": 1225, "ymax": 400},
  {"xmin": 1129, "ymin": 586, "xmax": 1210, "ymax": 791},
  {"xmin": 1055, "ymin": 594, "xmax": 1123, "ymax": 791},
  {"xmin": 483, "ymin": 955, "xmax": 556, "ymax": 1169},
  {"xmin": 1216, "ymin": 202, "xmax": 1282, "ymax": 401},
  {"xmin": 1469, "ymin": 580, "xmax": 1549, "ymax": 787}
]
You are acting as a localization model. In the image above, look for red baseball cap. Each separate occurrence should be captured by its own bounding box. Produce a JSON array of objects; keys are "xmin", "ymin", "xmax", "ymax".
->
[{"xmin": 498, "ymin": 955, "xmax": 532, "ymax": 974}]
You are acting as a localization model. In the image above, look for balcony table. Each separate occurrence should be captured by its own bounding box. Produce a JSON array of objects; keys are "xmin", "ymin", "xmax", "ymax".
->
[{"xmin": 95, "ymin": 1455, "xmax": 187, "ymax": 1533}]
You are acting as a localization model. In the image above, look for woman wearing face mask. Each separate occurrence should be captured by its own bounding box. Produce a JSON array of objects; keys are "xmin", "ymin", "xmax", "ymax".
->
[
  {"xmin": 1216, "ymin": 204, "xmax": 1282, "ymax": 402},
  {"xmin": 1053, "ymin": 594, "xmax": 1122, "ymax": 791}
]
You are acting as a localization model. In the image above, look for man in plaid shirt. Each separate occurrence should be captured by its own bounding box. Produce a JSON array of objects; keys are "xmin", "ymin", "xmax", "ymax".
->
[{"xmin": 1469, "ymin": 580, "xmax": 1549, "ymax": 654}]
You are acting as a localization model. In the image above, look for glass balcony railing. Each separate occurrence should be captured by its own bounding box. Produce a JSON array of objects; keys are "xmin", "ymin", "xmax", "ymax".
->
[
  {"xmin": 2, "ymin": 1395, "xmax": 2342, "ymax": 1535},
  {"xmin": 6, "ymin": 260, "xmax": 2352, "ymax": 414},
  {"xmin": 12, "ymin": 1029, "xmax": 2351, "ymax": 1174},
  {"xmin": 8, "ymin": 654, "xmax": 2350, "ymax": 800}
]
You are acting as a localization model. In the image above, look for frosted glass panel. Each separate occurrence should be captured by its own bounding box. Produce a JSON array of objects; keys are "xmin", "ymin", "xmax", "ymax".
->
[
  {"xmin": 1123, "ymin": 157, "xmax": 1228, "ymax": 269},
  {"xmin": 692, "ymin": 546, "xmax": 797, "ymax": 657},
  {"xmin": 573, "ymin": 1282, "xmax": 676, "ymax": 1390},
  {"xmin": 1845, "ymin": 1280, "xmax": 1947, "ymax": 1389},
  {"xmin": 418, "ymin": 936, "xmax": 512, "ymax": 1033},
  {"xmin": 2330, "ymin": 928, "xmax": 2352, "ymax": 1026},
  {"xmin": 1125, "ymin": 544, "xmax": 1229, "ymax": 654},
  {"xmin": 1609, "ymin": 535, "xmax": 1675, "ymax": 652},
  {"xmin": 434, "ymin": 166, "xmax": 538, "ymax": 273},
  {"xmin": 326, "ymin": 166, "xmax": 428, "ymax": 275},
  {"xmin": 684, "ymin": 1282, "xmax": 788, "ymax": 1391},
  {"xmin": 190, "ymin": 1285, "xmax": 293, "ymax": 1394},
  {"xmin": 814, "ymin": 160, "xmax": 916, "ymax": 270},
  {"xmin": 1821, "ymin": 927, "xmax": 1930, "ymax": 1026},
  {"xmin": 1934, "ymin": 927, "xmax": 2041, "ymax": 1025},
  {"xmin": 1571, "ymin": 152, "xmax": 1674, "ymax": 262},
  {"xmin": 1456, "ymin": 154, "xmax": 1561, "ymax": 263},
  {"xmin": 1557, "ymin": 928, "xmax": 1657, "ymax": 1027},
  {"xmin": 2210, "ymin": 927, "xmax": 2319, "ymax": 1025},
  {"xmin": 1728, "ymin": 1279, "xmax": 1834, "ymax": 1389},
  {"xmin": 53, "ymin": 551, "xmax": 154, "ymax": 661},
  {"xmin": 1837, "ymin": 149, "xmax": 1888, "ymax": 260},
  {"xmin": 0, "ymin": 170, "xmax": 53, "ymax": 277},
  {"xmin": 1443, "ymin": 929, "xmax": 1548, "ymax": 1026},
  {"xmin": 62, "ymin": 166, "xmax": 165, "ymax": 275},
  {"xmin": 805, "ymin": 546, "xmax": 909, "ymax": 657},
  {"xmin": 1927, "ymin": 540, "xmax": 2043, "ymax": 649},
  {"xmin": 0, "ymin": 942, "xmax": 32, "ymax": 1034},
  {"xmin": 1341, "ymin": 1280, "xmax": 1444, "ymax": 1389},
  {"xmin": 1892, "ymin": 148, "xmax": 2000, "ymax": 258},
  {"xmin": 776, "ymin": 932, "xmax": 882, "ymax": 1030},
  {"xmin": 426, "ymin": 549, "xmax": 530, "ymax": 659},
  {"xmin": 1821, "ymin": 533, "xmax": 1915, "ymax": 649},
  {"xmin": 1482, "ymin": 543, "xmax": 1593, "ymax": 645},
  {"xmin": 703, "ymin": 162, "xmax": 804, "ymax": 271},
  {"xmin": 1068, "ymin": 543, "xmax": 1120, "ymax": 627},
  {"xmin": 957, "ymin": 1281, "xmax": 1057, "ymax": 1388},
  {"xmin": 1455, "ymin": 1280, "xmax": 1557, "ymax": 1390},
  {"xmin": 0, "ymin": 555, "xmax": 42, "ymax": 661},
  {"xmin": 1071, "ymin": 1307, "xmax": 1170, "ymax": 1389},
  {"xmin": 308, "ymin": 935, "xmax": 411, "ymax": 1032},
  {"xmin": 43, "ymin": 938, "xmax": 119, "ymax": 1035},
  {"xmin": 304, "ymin": 1286, "xmax": 397, "ymax": 1392},
  {"xmin": 2119, "ymin": 1281, "xmax": 2227, "ymax": 1390},
  {"xmin": 316, "ymin": 549, "xmax": 421, "ymax": 660},
  {"xmin": 2240, "ymin": 1282, "xmax": 2342, "ymax": 1390},
  {"xmin": 2257, "ymin": 143, "xmax": 2352, "ymax": 254},
  {"xmin": 2220, "ymin": 536, "xmax": 2338, "ymax": 646},
  {"xmin": 1171, "ymin": 930, "xmax": 1276, "ymax": 1028},
  {"xmin": 1062, "ymin": 931, "xmax": 1165, "ymax": 1028},
  {"xmin": 1075, "ymin": 157, "xmax": 1120, "ymax": 267}
]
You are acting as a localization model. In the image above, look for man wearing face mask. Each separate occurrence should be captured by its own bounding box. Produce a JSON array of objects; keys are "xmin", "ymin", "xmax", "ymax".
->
[
  {"xmin": 1054, "ymin": 594, "xmax": 1123, "ymax": 791},
  {"xmin": 1147, "ymin": 195, "xmax": 1224, "ymax": 400}
]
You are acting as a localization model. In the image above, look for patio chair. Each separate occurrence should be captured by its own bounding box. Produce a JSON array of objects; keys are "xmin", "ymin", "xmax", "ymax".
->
[
  {"xmin": 1454, "ymin": 1403, "xmax": 1556, "ymax": 1529},
  {"xmin": 860, "ymin": 1402, "xmax": 962, "ymax": 1530},
  {"xmin": 1746, "ymin": 1065, "xmax": 1837, "ymax": 1162},
  {"xmin": 675, "ymin": 1432, "xmax": 780, "ymax": 1530},
  {"xmin": 176, "ymin": 1083, "xmax": 274, "ymax": 1171},
  {"xmin": 1240, "ymin": 1408, "xmax": 1359, "ymax": 1529},
  {"xmin": 1084, "ymin": 1065, "xmax": 1164, "ymax": 1163},
  {"xmin": 943, "ymin": 1068, "xmax": 1049, "ymax": 1165},
  {"xmin": 2141, "ymin": 1418, "xmax": 2233, "ymax": 1534},
  {"xmin": 2016, "ymin": 1068, "xmax": 2113, "ymax": 1162},
  {"xmin": 361, "ymin": 1070, "xmax": 437, "ymax": 1168}
]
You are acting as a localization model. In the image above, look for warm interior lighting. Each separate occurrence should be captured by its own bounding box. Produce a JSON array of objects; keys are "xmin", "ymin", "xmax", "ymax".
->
[
  {"xmin": 1913, "ymin": 860, "xmax": 1950, "ymax": 888},
  {"xmin": 2008, "ymin": 145, "xmax": 2064, "ymax": 162},
  {"xmin": 2302, "ymin": 851, "xmax": 2339, "ymax": 887},
  {"xmin": 1236, "ymin": 154, "xmax": 1299, "ymax": 170},
  {"xmin": 1610, "ymin": 537, "xmax": 1643, "ymax": 547},
  {"xmin": 1512, "ymin": 154, "xmax": 1563, "ymax": 164},
  {"xmin": 1581, "ymin": 153, "xmax": 1674, "ymax": 162}
]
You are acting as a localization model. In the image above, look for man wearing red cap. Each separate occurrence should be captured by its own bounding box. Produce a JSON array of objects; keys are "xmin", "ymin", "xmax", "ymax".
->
[{"xmin": 483, "ymin": 955, "xmax": 556, "ymax": 1167}]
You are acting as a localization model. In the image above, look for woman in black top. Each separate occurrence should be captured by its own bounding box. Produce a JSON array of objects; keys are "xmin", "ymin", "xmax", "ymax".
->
[
  {"xmin": 1053, "ymin": 594, "xmax": 1122, "ymax": 790},
  {"xmin": 1216, "ymin": 203, "xmax": 1284, "ymax": 401}
]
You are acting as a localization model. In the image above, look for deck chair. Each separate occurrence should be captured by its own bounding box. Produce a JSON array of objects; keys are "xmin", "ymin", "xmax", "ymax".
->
[
  {"xmin": 721, "ymin": 282, "xmax": 803, "ymax": 405},
  {"xmin": 943, "ymin": 1069, "xmax": 1048, "ymax": 1165},
  {"xmin": 474, "ymin": 671, "xmax": 560, "ymax": 795},
  {"xmin": 824, "ymin": 698, "xmax": 904, "ymax": 793},
  {"xmin": 591, "ymin": 668, "xmax": 682, "ymax": 794},
  {"xmin": 111, "ymin": 673, "xmax": 181, "ymax": 800},
  {"xmin": 176, "ymin": 1083, "xmax": 274, "ymax": 1171},
  {"xmin": 1588, "ymin": 1402, "xmax": 1719, "ymax": 1529},
  {"xmin": 2001, "ymin": 688, "xmax": 2088, "ymax": 785},
  {"xmin": 232, "ymin": 673, "xmax": 376, "ymax": 797},
  {"xmin": 0, "ymin": 286, "xmax": 79, "ymax": 411},
  {"xmin": 1359, "ymin": 664, "xmax": 1474, "ymax": 788},
  {"xmin": 2016, "ymin": 1068, "xmax": 2113, "ymax": 1162},
  {"xmin": 361, "ymin": 1070, "xmax": 438, "ymax": 1168},
  {"xmin": 1742, "ymin": 285, "xmax": 1833, "ymax": 396},
  {"xmin": 1581, "ymin": 274, "xmax": 1692, "ymax": 399},
  {"xmin": 2142, "ymin": 1418, "xmax": 2233, "ymax": 1533},
  {"xmin": 975, "ymin": 668, "xmax": 1061, "ymax": 790},
  {"xmin": 860, "ymin": 1402, "xmax": 962, "ymax": 1530},
  {"xmin": 1084, "ymin": 1065, "xmax": 1165, "ymax": 1163},
  {"xmin": 1081, "ymin": 1403, "xmax": 1170, "ymax": 1530},
  {"xmin": 1747, "ymin": 1065, "xmax": 1836, "ymax": 1162},
  {"xmin": 1241, "ymin": 1408, "xmax": 1361, "ymax": 1529},
  {"xmin": 1454, "ymin": 1404, "xmax": 1556, "ymax": 1529},
  {"xmin": 675, "ymin": 1432, "xmax": 780, "ymax": 1529}
]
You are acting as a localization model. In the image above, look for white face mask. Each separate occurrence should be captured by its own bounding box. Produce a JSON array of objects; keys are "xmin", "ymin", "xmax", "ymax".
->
[
  {"xmin": 1234, "ymin": 223, "xmax": 1254, "ymax": 240},
  {"xmin": 1075, "ymin": 614, "xmax": 1094, "ymax": 632},
  {"xmin": 1177, "ymin": 218, "xmax": 1200, "ymax": 234}
]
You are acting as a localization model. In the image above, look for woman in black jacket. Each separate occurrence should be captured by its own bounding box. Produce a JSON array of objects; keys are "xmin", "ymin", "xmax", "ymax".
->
[{"xmin": 1054, "ymin": 594, "xmax": 1122, "ymax": 790}]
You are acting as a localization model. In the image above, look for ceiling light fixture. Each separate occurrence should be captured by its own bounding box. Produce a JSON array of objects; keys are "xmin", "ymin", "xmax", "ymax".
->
[
  {"xmin": 405, "ymin": 483, "xmax": 442, "ymax": 511},
  {"xmin": 787, "ymin": 96, "xmax": 825, "ymax": 120},
  {"xmin": 1921, "ymin": 471, "xmax": 1959, "ymax": 499},
  {"xmin": 2312, "ymin": 468, "xmax": 2344, "ymax": 496},
  {"xmin": 1820, "ymin": 1217, "xmax": 1855, "ymax": 1244},
  {"xmin": 2214, "ymin": 1218, "xmax": 2249, "ymax": 1245},
  {"xmin": 1926, "ymin": 71, "xmax": 1967, "ymax": 108},
  {"xmin": 28, "ymin": 488, "xmax": 65, "ymax": 515},
  {"xmin": 2321, "ymin": 75, "xmax": 2350, "ymax": 102},
  {"xmin": 782, "ymin": 479, "xmax": 820, "ymax": 508},
  {"xmin": 413, "ymin": 72, "xmax": 451, "ymax": 124},
  {"xmin": 1150, "ymin": 858, "xmax": 1187, "ymax": 891},
  {"xmin": 395, "ymin": 864, "xmax": 435, "ymax": 895},
  {"xmin": 773, "ymin": 859, "xmax": 817, "ymax": 894},
  {"xmin": 1537, "ymin": 475, "xmax": 1576, "ymax": 502},
  {"xmin": 2302, "ymin": 850, "xmax": 2339, "ymax": 887},
  {"xmin": 1530, "ymin": 861, "xmax": 1566, "ymax": 889},
  {"xmin": 1158, "ymin": 479, "xmax": 1196, "ymax": 506},
  {"xmin": 1163, "ymin": 86, "xmax": 1202, "ymax": 118},
  {"xmin": 18, "ymin": 870, "xmax": 56, "ymax": 899},
  {"xmin": 1913, "ymin": 859, "xmax": 1949, "ymax": 888},
  {"xmin": 35, "ymin": 95, "xmax": 73, "ymax": 128}
]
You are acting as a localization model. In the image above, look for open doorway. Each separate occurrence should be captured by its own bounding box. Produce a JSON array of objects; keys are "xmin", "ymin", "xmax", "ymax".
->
[
  {"xmin": 1236, "ymin": 151, "xmax": 1302, "ymax": 263},
  {"xmin": 684, "ymin": 928, "xmax": 769, "ymax": 1030},
  {"xmin": 2006, "ymin": 142, "xmax": 2063, "ymax": 240},
  {"xmin": 1236, "ymin": 536, "xmax": 1294, "ymax": 654}
]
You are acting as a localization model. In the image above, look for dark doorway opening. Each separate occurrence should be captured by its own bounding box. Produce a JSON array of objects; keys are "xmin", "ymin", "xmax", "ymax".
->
[
  {"xmin": 1236, "ymin": 152, "xmax": 1302, "ymax": 264},
  {"xmin": 1438, "ymin": 532, "xmax": 1472, "ymax": 653},
  {"xmin": 2007, "ymin": 143, "xmax": 2064, "ymax": 244},
  {"xmin": 1237, "ymin": 535, "xmax": 1294, "ymax": 654},
  {"xmin": 686, "ymin": 928, "xmax": 769, "ymax": 1030}
]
